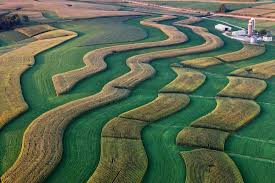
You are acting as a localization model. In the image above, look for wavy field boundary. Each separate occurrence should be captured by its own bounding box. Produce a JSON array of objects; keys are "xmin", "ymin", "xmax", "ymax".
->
[
  {"xmin": 1, "ymin": 16, "xmax": 225, "ymax": 183},
  {"xmin": 177, "ymin": 127, "xmax": 230, "ymax": 151},
  {"xmin": 0, "ymin": 29, "xmax": 77, "ymax": 129},
  {"xmin": 120, "ymin": 93, "xmax": 190, "ymax": 122},
  {"xmin": 160, "ymin": 66, "xmax": 206, "ymax": 93},
  {"xmin": 90, "ymin": 93, "xmax": 189, "ymax": 182},
  {"xmin": 216, "ymin": 43, "xmax": 266, "ymax": 62},
  {"xmin": 218, "ymin": 76, "xmax": 267, "ymax": 99},
  {"xmin": 231, "ymin": 59, "xmax": 275, "ymax": 79},
  {"xmin": 191, "ymin": 97, "xmax": 260, "ymax": 132},
  {"xmin": 176, "ymin": 45, "xmax": 269, "ymax": 182},
  {"xmin": 91, "ymin": 65, "xmax": 207, "ymax": 182},
  {"xmin": 182, "ymin": 43, "xmax": 266, "ymax": 69},
  {"xmin": 15, "ymin": 24, "xmax": 57, "ymax": 37},
  {"xmin": 52, "ymin": 15, "xmax": 189, "ymax": 95},
  {"xmin": 182, "ymin": 57, "xmax": 222, "ymax": 68},
  {"xmin": 182, "ymin": 148, "xmax": 243, "ymax": 183}
]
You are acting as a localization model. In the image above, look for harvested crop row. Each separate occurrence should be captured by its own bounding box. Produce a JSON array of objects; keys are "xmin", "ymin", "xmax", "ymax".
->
[
  {"xmin": 109, "ymin": 24, "xmax": 223, "ymax": 89},
  {"xmin": 182, "ymin": 43, "xmax": 265, "ymax": 69},
  {"xmin": 52, "ymin": 15, "xmax": 189, "ymax": 95},
  {"xmin": 216, "ymin": 43, "xmax": 266, "ymax": 62},
  {"xmin": 102, "ymin": 117, "xmax": 146, "ymax": 140},
  {"xmin": 34, "ymin": 29, "xmax": 77, "ymax": 40},
  {"xmin": 231, "ymin": 59, "xmax": 275, "ymax": 79},
  {"xmin": 90, "ymin": 137, "xmax": 147, "ymax": 183},
  {"xmin": 91, "ymin": 94, "xmax": 189, "ymax": 182},
  {"xmin": 2, "ymin": 20, "xmax": 223, "ymax": 183},
  {"xmin": 15, "ymin": 24, "xmax": 56, "ymax": 37},
  {"xmin": 1, "ymin": 85, "xmax": 130, "ymax": 183},
  {"xmin": 176, "ymin": 127, "xmax": 230, "ymax": 151},
  {"xmin": 182, "ymin": 57, "xmax": 222, "ymax": 68},
  {"xmin": 182, "ymin": 149, "xmax": 244, "ymax": 183},
  {"xmin": 191, "ymin": 97, "xmax": 260, "ymax": 132},
  {"xmin": 218, "ymin": 76, "xmax": 267, "ymax": 99},
  {"xmin": 0, "ymin": 33, "xmax": 77, "ymax": 129},
  {"xmin": 160, "ymin": 66, "xmax": 206, "ymax": 93},
  {"xmin": 120, "ymin": 93, "xmax": 190, "ymax": 122}
]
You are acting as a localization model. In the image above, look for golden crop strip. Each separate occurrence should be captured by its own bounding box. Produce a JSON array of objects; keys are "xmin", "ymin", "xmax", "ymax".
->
[
  {"xmin": 217, "ymin": 43, "xmax": 266, "ymax": 62},
  {"xmin": 15, "ymin": 24, "xmax": 57, "ymax": 37},
  {"xmin": 34, "ymin": 29, "xmax": 77, "ymax": 40},
  {"xmin": 176, "ymin": 43, "xmax": 267, "ymax": 182},
  {"xmin": 182, "ymin": 149, "xmax": 244, "ymax": 183},
  {"xmin": 182, "ymin": 57, "xmax": 222, "ymax": 68},
  {"xmin": 0, "ymin": 31, "xmax": 77, "ymax": 129},
  {"xmin": 231, "ymin": 59, "xmax": 275, "ymax": 79},
  {"xmin": 218, "ymin": 76, "xmax": 267, "ymax": 99},
  {"xmin": 182, "ymin": 43, "xmax": 265, "ymax": 69},
  {"xmin": 120, "ymin": 93, "xmax": 190, "ymax": 122},
  {"xmin": 90, "ymin": 137, "xmax": 147, "ymax": 183},
  {"xmin": 2, "ymin": 16, "xmax": 224, "ymax": 183},
  {"xmin": 191, "ymin": 97, "xmax": 260, "ymax": 132},
  {"xmin": 160, "ymin": 67, "xmax": 206, "ymax": 93},
  {"xmin": 176, "ymin": 127, "xmax": 230, "ymax": 151},
  {"xmin": 1, "ymin": 85, "xmax": 131, "ymax": 183},
  {"xmin": 91, "ymin": 68, "xmax": 205, "ymax": 182},
  {"xmin": 52, "ymin": 15, "xmax": 189, "ymax": 95},
  {"xmin": 101, "ymin": 117, "xmax": 146, "ymax": 140},
  {"xmin": 107, "ymin": 24, "xmax": 223, "ymax": 89},
  {"xmin": 91, "ymin": 93, "xmax": 189, "ymax": 182}
]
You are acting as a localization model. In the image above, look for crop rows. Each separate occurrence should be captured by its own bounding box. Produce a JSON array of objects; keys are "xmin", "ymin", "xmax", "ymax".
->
[
  {"xmin": 216, "ymin": 43, "xmax": 265, "ymax": 62},
  {"xmin": 15, "ymin": 24, "xmax": 57, "ymax": 37},
  {"xmin": 0, "ymin": 28, "xmax": 77, "ymax": 129},
  {"xmin": 175, "ymin": 38, "xmax": 269, "ymax": 182},
  {"xmin": 231, "ymin": 59, "xmax": 275, "ymax": 79},
  {"xmin": 160, "ymin": 66, "xmax": 206, "ymax": 93},
  {"xmin": 218, "ymin": 76, "xmax": 267, "ymax": 99},
  {"xmin": 182, "ymin": 149, "xmax": 243, "ymax": 183},
  {"xmin": 52, "ymin": 15, "xmax": 189, "ymax": 95},
  {"xmin": 90, "ymin": 93, "xmax": 190, "ymax": 183},
  {"xmin": 1, "ymin": 15, "xmax": 225, "ymax": 183},
  {"xmin": 182, "ymin": 43, "xmax": 266, "ymax": 68},
  {"xmin": 91, "ymin": 62, "xmax": 207, "ymax": 182}
]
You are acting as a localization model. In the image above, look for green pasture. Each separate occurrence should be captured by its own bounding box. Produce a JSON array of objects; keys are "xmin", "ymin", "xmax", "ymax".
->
[
  {"xmin": 0, "ymin": 11, "xmax": 274, "ymax": 183},
  {"xmin": 0, "ymin": 15, "xmax": 168, "ymax": 176}
]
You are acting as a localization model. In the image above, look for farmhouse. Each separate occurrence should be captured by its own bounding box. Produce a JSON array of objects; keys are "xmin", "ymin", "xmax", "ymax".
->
[{"xmin": 215, "ymin": 24, "xmax": 232, "ymax": 32}]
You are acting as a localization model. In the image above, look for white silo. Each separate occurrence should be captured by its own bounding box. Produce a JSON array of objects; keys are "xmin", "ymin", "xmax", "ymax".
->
[
  {"xmin": 248, "ymin": 20, "xmax": 253, "ymax": 37},
  {"xmin": 250, "ymin": 17, "xmax": 256, "ymax": 31}
]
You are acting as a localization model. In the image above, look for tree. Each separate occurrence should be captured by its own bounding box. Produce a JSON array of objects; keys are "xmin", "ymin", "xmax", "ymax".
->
[
  {"xmin": 259, "ymin": 29, "xmax": 267, "ymax": 35},
  {"xmin": 0, "ymin": 14, "xmax": 23, "ymax": 30}
]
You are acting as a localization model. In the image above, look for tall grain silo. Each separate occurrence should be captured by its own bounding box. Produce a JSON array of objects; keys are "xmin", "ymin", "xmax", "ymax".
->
[
  {"xmin": 250, "ymin": 17, "xmax": 256, "ymax": 30},
  {"xmin": 248, "ymin": 20, "xmax": 253, "ymax": 37}
]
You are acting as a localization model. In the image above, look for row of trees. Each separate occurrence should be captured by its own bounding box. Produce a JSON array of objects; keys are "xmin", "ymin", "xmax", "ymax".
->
[{"xmin": 0, "ymin": 14, "xmax": 29, "ymax": 30}]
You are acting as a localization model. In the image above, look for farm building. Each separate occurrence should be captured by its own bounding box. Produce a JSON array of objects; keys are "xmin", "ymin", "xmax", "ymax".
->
[
  {"xmin": 232, "ymin": 30, "xmax": 246, "ymax": 36},
  {"xmin": 250, "ymin": 37, "xmax": 257, "ymax": 44},
  {"xmin": 215, "ymin": 24, "xmax": 232, "ymax": 32},
  {"xmin": 263, "ymin": 33, "xmax": 273, "ymax": 42}
]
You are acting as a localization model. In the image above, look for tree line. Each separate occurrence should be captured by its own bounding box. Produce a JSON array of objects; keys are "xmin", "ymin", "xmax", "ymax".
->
[{"xmin": 0, "ymin": 14, "xmax": 29, "ymax": 30}]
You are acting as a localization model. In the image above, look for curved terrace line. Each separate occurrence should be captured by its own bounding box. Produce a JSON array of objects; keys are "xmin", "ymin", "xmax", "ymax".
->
[
  {"xmin": 0, "ymin": 29, "xmax": 77, "ymax": 130},
  {"xmin": 52, "ymin": 15, "xmax": 189, "ymax": 95},
  {"xmin": 1, "ymin": 17, "xmax": 224, "ymax": 183}
]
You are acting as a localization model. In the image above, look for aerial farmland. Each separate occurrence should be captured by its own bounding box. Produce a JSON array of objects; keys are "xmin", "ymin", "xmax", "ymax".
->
[{"xmin": 0, "ymin": 0, "xmax": 274, "ymax": 182}]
